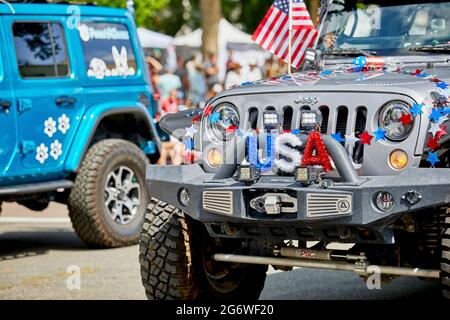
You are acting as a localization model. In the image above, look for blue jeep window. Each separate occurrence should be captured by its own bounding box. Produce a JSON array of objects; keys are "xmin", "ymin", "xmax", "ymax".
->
[
  {"xmin": 13, "ymin": 22, "xmax": 69, "ymax": 78},
  {"xmin": 78, "ymin": 22, "xmax": 137, "ymax": 79}
]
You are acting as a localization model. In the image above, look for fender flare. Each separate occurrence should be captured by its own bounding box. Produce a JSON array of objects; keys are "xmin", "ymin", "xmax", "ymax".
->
[{"xmin": 64, "ymin": 102, "xmax": 160, "ymax": 172}]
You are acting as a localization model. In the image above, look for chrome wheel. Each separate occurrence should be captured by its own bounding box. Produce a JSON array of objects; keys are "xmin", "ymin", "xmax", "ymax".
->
[{"xmin": 104, "ymin": 165, "xmax": 141, "ymax": 225}]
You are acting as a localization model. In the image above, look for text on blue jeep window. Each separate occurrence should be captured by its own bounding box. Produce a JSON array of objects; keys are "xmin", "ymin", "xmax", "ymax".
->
[
  {"xmin": 13, "ymin": 22, "xmax": 69, "ymax": 78},
  {"xmin": 77, "ymin": 22, "xmax": 137, "ymax": 79}
]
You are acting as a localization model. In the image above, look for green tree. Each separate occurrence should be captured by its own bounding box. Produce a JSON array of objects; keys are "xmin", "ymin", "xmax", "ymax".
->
[{"xmin": 82, "ymin": 0, "xmax": 318, "ymax": 35}]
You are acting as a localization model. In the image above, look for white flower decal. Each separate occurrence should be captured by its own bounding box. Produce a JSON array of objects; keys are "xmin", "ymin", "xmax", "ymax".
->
[
  {"xmin": 58, "ymin": 114, "xmax": 70, "ymax": 134},
  {"xmin": 50, "ymin": 140, "xmax": 63, "ymax": 160},
  {"xmin": 44, "ymin": 117, "xmax": 57, "ymax": 138},
  {"xmin": 36, "ymin": 143, "xmax": 49, "ymax": 164}
]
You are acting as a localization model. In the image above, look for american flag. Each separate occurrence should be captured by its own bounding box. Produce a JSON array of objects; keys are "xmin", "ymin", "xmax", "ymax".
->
[{"xmin": 252, "ymin": 0, "xmax": 318, "ymax": 69}]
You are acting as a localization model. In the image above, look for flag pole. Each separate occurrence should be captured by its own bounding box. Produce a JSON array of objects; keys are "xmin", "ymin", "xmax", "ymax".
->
[{"xmin": 288, "ymin": 0, "xmax": 293, "ymax": 76}]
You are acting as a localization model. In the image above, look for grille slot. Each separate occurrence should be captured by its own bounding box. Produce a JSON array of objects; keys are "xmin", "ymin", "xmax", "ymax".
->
[
  {"xmin": 319, "ymin": 106, "xmax": 329, "ymax": 134},
  {"xmin": 283, "ymin": 107, "xmax": 293, "ymax": 130},
  {"xmin": 203, "ymin": 191, "xmax": 233, "ymax": 215},
  {"xmin": 306, "ymin": 193, "xmax": 352, "ymax": 218},
  {"xmin": 354, "ymin": 107, "xmax": 367, "ymax": 135},
  {"xmin": 248, "ymin": 107, "xmax": 259, "ymax": 130},
  {"xmin": 335, "ymin": 106, "xmax": 348, "ymax": 135}
]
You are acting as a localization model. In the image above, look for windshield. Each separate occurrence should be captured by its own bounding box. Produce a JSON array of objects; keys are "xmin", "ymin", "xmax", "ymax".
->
[{"xmin": 318, "ymin": 0, "xmax": 450, "ymax": 56}]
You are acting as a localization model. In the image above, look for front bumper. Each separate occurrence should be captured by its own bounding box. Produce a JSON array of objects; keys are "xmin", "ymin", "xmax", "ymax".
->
[{"xmin": 146, "ymin": 164, "xmax": 450, "ymax": 242}]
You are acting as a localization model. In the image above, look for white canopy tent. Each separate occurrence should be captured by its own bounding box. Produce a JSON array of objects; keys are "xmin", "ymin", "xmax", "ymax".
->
[
  {"xmin": 174, "ymin": 19, "xmax": 268, "ymax": 81},
  {"xmin": 137, "ymin": 27, "xmax": 177, "ymax": 71}
]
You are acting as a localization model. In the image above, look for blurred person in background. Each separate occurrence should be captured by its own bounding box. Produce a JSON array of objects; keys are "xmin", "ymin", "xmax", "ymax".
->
[
  {"xmin": 175, "ymin": 57, "xmax": 190, "ymax": 97},
  {"xmin": 157, "ymin": 88, "xmax": 184, "ymax": 166},
  {"xmin": 206, "ymin": 83, "xmax": 223, "ymax": 101},
  {"xmin": 157, "ymin": 68, "xmax": 182, "ymax": 99},
  {"xmin": 204, "ymin": 52, "xmax": 219, "ymax": 89},
  {"xmin": 189, "ymin": 63, "xmax": 208, "ymax": 107},
  {"xmin": 226, "ymin": 49, "xmax": 234, "ymax": 75},
  {"xmin": 146, "ymin": 56, "xmax": 163, "ymax": 98},
  {"xmin": 245, "ymin": 58, "xmax": 262, "ymax": 82},
  {"xmin": 225, "ymin": 62, "xmax": 244, "ymax": 89},
  {"xmin": 160, "ymin": 88, "xmax": 179, "ymax": 114}
]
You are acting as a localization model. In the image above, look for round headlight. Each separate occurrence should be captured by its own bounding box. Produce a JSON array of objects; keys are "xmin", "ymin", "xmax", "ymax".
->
[
  {"xmin": 379, "ymin": 101, "xmax": 413, "ymax": 141},
  {"xmin": 209, "ymin": 103, "xmax": 240, "ymax": 141}
]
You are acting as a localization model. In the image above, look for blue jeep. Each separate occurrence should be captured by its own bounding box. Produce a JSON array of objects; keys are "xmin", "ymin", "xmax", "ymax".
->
[{"xmin": 0, "ymin": 2, "xmax": 161, "ymax": 247}]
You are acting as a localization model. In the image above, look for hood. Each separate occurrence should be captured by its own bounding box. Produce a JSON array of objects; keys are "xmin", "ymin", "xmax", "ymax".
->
[{"xmin": 215, "ymin": 65, "xmax": 450, "ymax": 102}]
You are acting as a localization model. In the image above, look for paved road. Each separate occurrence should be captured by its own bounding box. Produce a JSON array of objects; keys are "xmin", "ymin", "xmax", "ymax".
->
[{"xmin": 0, "ymin": 203, "xmax": 442, "ymax": 300}]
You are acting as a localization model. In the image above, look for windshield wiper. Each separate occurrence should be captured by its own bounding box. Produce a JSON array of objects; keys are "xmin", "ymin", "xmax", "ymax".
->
[
  {"xmin": 324, "ymin": 48, "xmax": 377, "ymax": 57},
  {"xmin": 408, "ymin": 44, "xmax": 450, "ymax": 53}
]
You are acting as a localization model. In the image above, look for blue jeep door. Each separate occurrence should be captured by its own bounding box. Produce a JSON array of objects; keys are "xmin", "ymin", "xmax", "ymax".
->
[
  {"xmin": 5, "ymin": 16, "xmax": 85, "ymax": 178},
  {"xmin": 0, "ymin": 19, "xmax": 18, "ymax": 181}
]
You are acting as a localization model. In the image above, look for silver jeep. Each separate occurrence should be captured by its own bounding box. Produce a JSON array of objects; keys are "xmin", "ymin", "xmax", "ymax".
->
[{"xmin": 140, "ymin": 0, "xmax": 450, "ymax": 300}]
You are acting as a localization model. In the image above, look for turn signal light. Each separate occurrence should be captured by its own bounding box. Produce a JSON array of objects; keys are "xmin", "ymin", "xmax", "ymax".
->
[{"xmin": 389, "ymin": 149, "xmax": 408, "ymax": 170}]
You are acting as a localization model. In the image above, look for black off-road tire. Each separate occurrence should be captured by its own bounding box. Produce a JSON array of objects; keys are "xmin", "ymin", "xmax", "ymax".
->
[
  {"xmin": 139, "ymin": 199, "xmax": 268, "ymax": 300},
  {"xmin": 68, "ymin": 139, "xmax": 149, "ymax": 248},
  {"xmin": 442, "ymin": 207, "xmax": 450, "ymax": 299}
]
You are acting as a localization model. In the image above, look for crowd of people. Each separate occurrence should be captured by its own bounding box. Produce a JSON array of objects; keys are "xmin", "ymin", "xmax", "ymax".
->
[{"xmin": 147, "ymin": 52, "xmax": 288, "ymax": 165}]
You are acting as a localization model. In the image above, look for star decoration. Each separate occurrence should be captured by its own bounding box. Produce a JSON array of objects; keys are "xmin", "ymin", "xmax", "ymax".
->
[
  {"xmin": 386, "ymin": 122, "xmax": 402, "ymax": 135},
  {"xmin": 373, "ymin": 127, "xmax": 386, "ymax": 141},
  {"xmin": 410, "ymin": 103, "xmax": 424, "ymax": 117},
  {"xmin": 359, "ymin": 130, "xmax": 374, "ymax": 145},
  {"xmin": 331, "ymin": 132, "xmax": 344, "ymax": 143},
  {"xmin": 426, "ymin": 151, "xmax": 440, "ymax": 166},
  {"xmin": 429, "ymin": 122, "xmax": 442, "ymax": 137},
  {"xmin": 209, "ymin": 112, "xmax": 220, "ymax": 123},
  {"xmin": 437, "ymin": 81, "xmax": 449, "ymax": 90},
  {"xmin": 426, "ymin": 136, "xmax": 440, "ymax": 150},
  {"xmin": 429, "ymin": 108, "xmax": 442, "ymax": 122},
  {"xmin": 320, "ymin": 70, "xmax": 333, "ymax": 77},
  {"xmin": 192, "ymin": 115, "xmax": 201, "ymax": 123},
  {"xmin": 183, "ymin": 138, "xmax": 193, "ymax": 151},
  {"xmin": 437, "ymin": 115, "xmax": 449, "ymax": 126},
  {"xmin": 416, "ymin": 72, "xmax": 430, "ymax": 78},
  {"xmin": 203, "ymin": 105, "xmax": 213, "ymax": 116},
  {"xmin": 226, "ymin": 125, "xmax": 237, "ymax": 133},
  {"xmin": 344, "ymin": 132, "xmax": 359, "ymax": 148},
  {"xmin": 185, "ymin": 125, "xmax": 198, "ymax": 138},
  {"xmin": 437, "ymin": 125, "xmax": 448, "ymax": 140},
  {"xmin": 400, "ymin": 113, "xmax": 412, "ymax": 126}
]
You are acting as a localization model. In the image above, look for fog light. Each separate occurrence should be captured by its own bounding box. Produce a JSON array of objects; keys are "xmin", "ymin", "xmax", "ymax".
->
[
  {"xmin": 207, "ymin": 148, "xmax": 223, "ymax": 168},
  {"xmin": 179, "ymin": 188, "xmax": 190, "ymax": 206},
  {"xmin": 389, "ymin": 149, "xmax": 408, "ymax": 170},
  {"xmin": 234, "ymin": 165, "xmax": 260, "ymax": 183},
  {"xmin": 294, "ymin": 166, "xmax": 321, "ymax": 185},
  {"xmin": 301, "ymin": 110, "xmax": 322, "ymax": 130},
  {"xmin": 263, "ymin": 111, "xmax": 282, "ymax": 131},
  {"xmin": 374, "ymin": 191, "xmax": 394, "ymax": 212}
]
